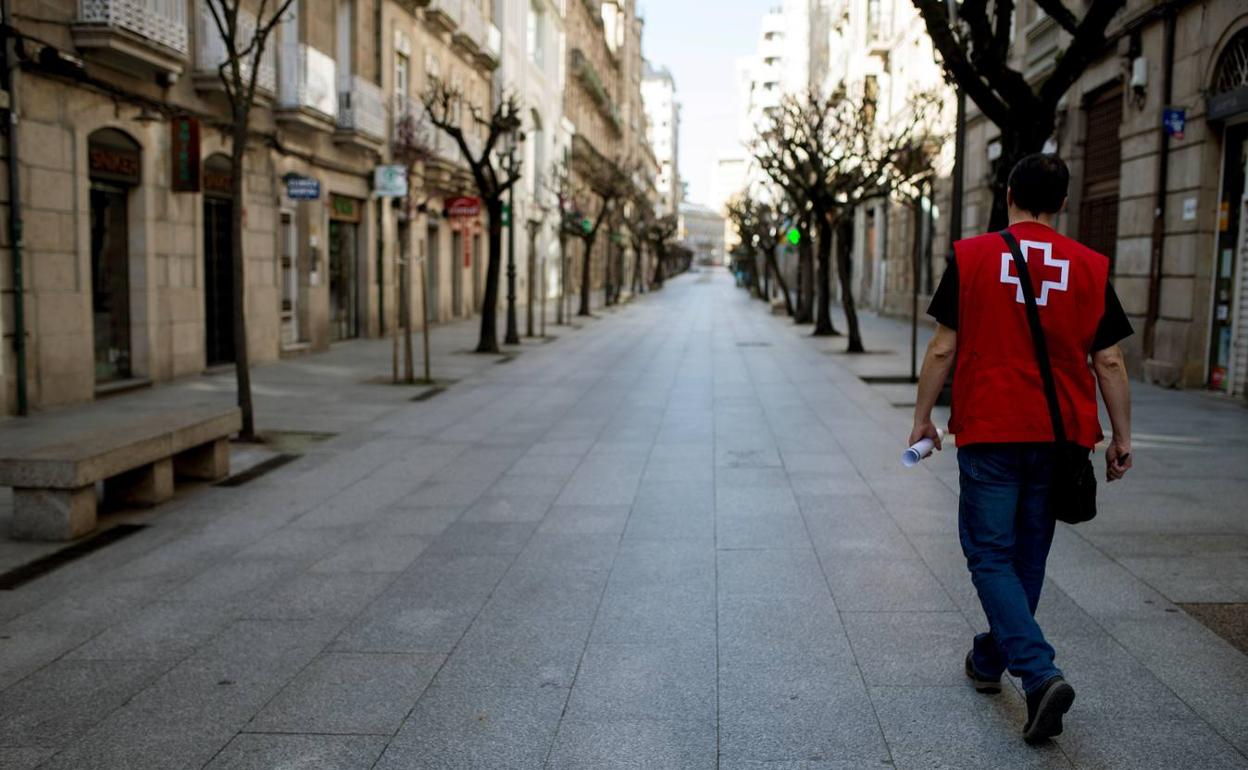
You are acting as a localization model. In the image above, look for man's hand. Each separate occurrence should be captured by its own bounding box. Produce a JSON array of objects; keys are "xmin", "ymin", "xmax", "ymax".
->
[
  {"xmin": 1106, "ymin": 438, "xmax": 1132, "ymax": 482},
  {"xmin": 909, "ymin": 418, "xmax": 943, "ymax": 452}
]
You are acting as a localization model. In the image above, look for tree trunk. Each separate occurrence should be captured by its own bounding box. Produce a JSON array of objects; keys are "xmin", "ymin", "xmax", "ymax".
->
[
  {"xmin": 578, "ymin": 234, "xmax": 595, "ymax": 316},
  {"xmin": 632, "ymin": 242, "xmax": 644, "ymax": 294},
  {"xmin": 228, "ymin": 121, "xmax": 256, "ymax": 440},
  {"xmin": 653, "ymin": 247, "xmax": 665, "ymax": 287},
  {"xmin": 557, "ymin": 232, "xmax": 567, "ymax": 323},
  {"xmin": 988, "ymin": 123, "xmax": 1054, "ymax": 231},
  {"xmin": 477, "ymin": 198, "xmax": 504, "ymax": 353},
  {"xmin": 765, "ymin": 249, "xmax": 794, "ymax": 316},
  {"xmin": 836, "ymin": 216, "xmax": 864, "ymax": 352},
  {"xmin": 796, "ymin": 228, "xmax": 814, "ymax": 323},
  {"xmin": 812, "ymin": 216, "xmax": 838, "ymax": 336}
]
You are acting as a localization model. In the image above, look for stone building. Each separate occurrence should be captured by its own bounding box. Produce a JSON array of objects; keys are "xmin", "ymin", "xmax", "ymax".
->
[
  {"xmin": 0, "ymin": 0, "xmax": 500, "ymax": 416},
  {"xmin": 641, "ymin": 62, "xmax": 680, "ymax": 218},
  {"xmin": 953, "ymin": 0, "xmax": 1248, "ymax": 396}
]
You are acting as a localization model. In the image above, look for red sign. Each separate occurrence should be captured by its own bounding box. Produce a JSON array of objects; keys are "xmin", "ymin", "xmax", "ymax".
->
[{"xmin": 447, "ymin": 196, "xmax": 481, "ymax": 218}]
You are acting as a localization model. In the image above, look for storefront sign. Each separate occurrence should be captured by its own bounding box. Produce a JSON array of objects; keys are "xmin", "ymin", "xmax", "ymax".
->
[
  {"xmin": 203, "ymin": 154, "xmax": 233, "ymax": 196},
  {"xmin": 171, "ymin": 117, "xmax": 200, "ymax": 193},
  {"xmin": 373, "ymin": 165, "xmax": 408, "ymax": 197},
  {"xmin": 1162, "ymin": 107, "xmax": 1186, "ymax": 140},
  {"xmin": 89, "ymin": 142, "xmax": 141, "ymax": 185},
  {"xmin": 447, "ymin": 196, "xmax": 482, "ymax": 218},
  {"xmin": 285, "ymin": 174, "xmax": 321, "ymax": 200},
  {"xmin": 330, "ymin": 194, "xmax": 362, "ymax": 222}
]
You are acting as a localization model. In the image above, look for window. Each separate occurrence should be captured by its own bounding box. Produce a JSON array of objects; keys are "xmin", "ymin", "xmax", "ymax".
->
[
  {"xmin": 395, "ymin": 52, "xmax": 409, "ymax": 99},
  {"xmin": 529, "ymin": 109, "xmax": 545, "ymax": 196},
  {"xmin": 527, "ymin": 0, "xmax": 545, "ymax": 67}
]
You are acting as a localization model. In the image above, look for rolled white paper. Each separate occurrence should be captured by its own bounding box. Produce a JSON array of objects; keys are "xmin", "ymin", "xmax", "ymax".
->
[{"xmin": 901, "ymin": 430, "xmax": 945, "ymax": 468}]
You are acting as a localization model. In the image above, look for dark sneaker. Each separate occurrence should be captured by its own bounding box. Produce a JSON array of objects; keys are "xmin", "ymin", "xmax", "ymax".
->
[
  {"xmin": 1023, "ymin": 676, "xmax": 1075, "ymax": 744},
  {"xmin": 964, "ymin": 651, "xmax": 1002, "ymax": 694}
]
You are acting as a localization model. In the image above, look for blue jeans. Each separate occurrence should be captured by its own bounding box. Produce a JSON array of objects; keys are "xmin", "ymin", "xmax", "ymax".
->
[{"xmin": 958, "ymin": 443, "xmax": 1062, "ymax": 694}]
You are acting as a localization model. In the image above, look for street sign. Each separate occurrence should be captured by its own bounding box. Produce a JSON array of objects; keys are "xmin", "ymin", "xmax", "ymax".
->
[
  {"xmin": 1162, "ymin": 107, "xmax": 1186, "ymax": 140},
  {"xmin": 448, "ymin": 196, "xmax": 482, "ymax": 218},
  {"xmin": 285, "ymin": 174, "xmax": 321, "ymax": 200},
  {"xmin": 373, "ymin": 164, "xmax": 408, "ymax": 197}
]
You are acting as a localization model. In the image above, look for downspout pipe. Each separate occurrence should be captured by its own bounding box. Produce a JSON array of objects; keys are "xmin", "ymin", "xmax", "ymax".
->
[
  {"xmin": 1143, "ymin": 8, "xmax": 1176, "ymax": 360},
  {"xmin": 2, "ymin": 0, "xmax": 27, "ymax": 415}
]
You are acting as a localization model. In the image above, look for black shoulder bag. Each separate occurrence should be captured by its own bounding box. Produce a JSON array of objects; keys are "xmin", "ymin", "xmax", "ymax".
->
[{"xmin": 1000, "ymin": 231, "xmax": 1097, "ymax": 524}]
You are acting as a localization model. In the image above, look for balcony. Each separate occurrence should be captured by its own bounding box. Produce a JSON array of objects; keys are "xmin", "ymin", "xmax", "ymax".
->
[
  {"xmin": 425, "ymin": 0, "xmax": 460, "ymax": 35},
  {"xmin": 193, "ymin": 0, "xmax": 276, "ymax": 95},
  {"xmin": 73, "ymin": 0, "xmax": 189, "ymax": 80},
  {"xmin": 453, "ymin": 1, "xmax": 484, "ymax": 56},
  {"xmin": 277, "ymin": 43, "xmax": 337, "ymax": 132},
  {"xmin": 336, "ymin": 75, "xmax": 388, "ymax": 148},
  {"xmin": 476, "ymin": 23, "xmax": 501, "ymax": 71}
]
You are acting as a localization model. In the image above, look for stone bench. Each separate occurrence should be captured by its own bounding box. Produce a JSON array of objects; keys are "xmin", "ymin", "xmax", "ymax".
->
[{"xmin": 0, "ymin": 405, "xmax": 241, "ymax": 541}]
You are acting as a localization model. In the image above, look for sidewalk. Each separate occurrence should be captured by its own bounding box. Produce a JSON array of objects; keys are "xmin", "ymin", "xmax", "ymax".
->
[{"xmin": 0, "ymin": 270, "xmax": 1244, "ymax": 769}]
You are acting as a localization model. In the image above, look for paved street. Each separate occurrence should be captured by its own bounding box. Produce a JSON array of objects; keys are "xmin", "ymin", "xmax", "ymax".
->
[{"xmin": 2, "ymin": 271, "xmax": 1248, "ymax": 769}]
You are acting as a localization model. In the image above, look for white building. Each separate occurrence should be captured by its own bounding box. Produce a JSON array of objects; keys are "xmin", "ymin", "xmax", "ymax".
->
[
  {"xmin": 679, "ymin": 203, "xmax": 728, "ymax": 267},
  {"xmin": 496, "ymin": 0, "xmax": 569, "ymax": 316},
  {"xmin": 642, "ymin": 62, "xmax": 681, "ymax": 217}
]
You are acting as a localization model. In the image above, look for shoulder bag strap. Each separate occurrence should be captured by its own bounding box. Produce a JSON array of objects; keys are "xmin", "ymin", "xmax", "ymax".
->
[{"xmin": 1000, "ymin": 230, "xmax": 1067, "ymax": 444}]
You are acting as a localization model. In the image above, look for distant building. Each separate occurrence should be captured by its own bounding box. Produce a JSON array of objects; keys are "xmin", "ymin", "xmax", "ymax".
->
[
  {"xmin": 680, "ymin": 203, "xmax": 728, "ymax": 266},
  {"xmin": 642, "ymin": 63, "xmax": 681, "ymax": 217}
]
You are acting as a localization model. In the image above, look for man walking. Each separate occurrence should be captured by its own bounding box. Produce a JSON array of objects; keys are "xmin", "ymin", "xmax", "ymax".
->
[{"xmin": 909, "ymin": 154, "xmax": 1133, "ymax": 743}]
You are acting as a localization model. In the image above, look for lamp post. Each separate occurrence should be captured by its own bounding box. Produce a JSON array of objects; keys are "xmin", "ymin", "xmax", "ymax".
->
[{"xmin": 503, "ymin": 124, "xmax": 524, "ymax": 346}]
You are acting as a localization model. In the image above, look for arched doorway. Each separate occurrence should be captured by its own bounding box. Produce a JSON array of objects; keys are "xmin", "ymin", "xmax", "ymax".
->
[
  {"xmin": 1208, "ymin": 29, "xmax": 1248, "ymax": 394},
  {"xmin": 88, "ymin": 128, "xmax": 141, "ymax": 384},
  {"xmin": 203, "ymin": 154, "xmax": 236, "ymax": 366}
]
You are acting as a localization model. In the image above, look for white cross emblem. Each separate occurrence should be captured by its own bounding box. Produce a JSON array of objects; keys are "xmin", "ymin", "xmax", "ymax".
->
[{"xmin": 1000, "ymin": 240, "xmax": 1068, "ymax": 307}]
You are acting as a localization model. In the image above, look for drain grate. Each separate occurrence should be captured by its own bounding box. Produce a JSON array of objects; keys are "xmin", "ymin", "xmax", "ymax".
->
[
  {"xmin": 1178, "ymin": 603, "xmax": 1248, "ymax": 656},
  {"xmin": 215, "ymin": 453, "xmax": 299, "ymax": 487},
  {"xmin": 0, "ymin": 524, "xmax": 148, "ymax": 590}
]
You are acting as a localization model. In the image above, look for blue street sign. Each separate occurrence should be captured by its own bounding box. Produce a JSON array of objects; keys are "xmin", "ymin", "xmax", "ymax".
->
[
  {"xmin": 285, "ymin": 175, "xmax": 321, "ymax": 200},
  {"xmin": 1162, "ymin": 107, "xmax": 1186, "ymax": 140}
]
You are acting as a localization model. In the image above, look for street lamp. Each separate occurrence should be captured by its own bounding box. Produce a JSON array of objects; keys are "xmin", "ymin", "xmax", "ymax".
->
[{"xmin": 503, "ymin": 121, "xmax": 525, "ymax": 346}]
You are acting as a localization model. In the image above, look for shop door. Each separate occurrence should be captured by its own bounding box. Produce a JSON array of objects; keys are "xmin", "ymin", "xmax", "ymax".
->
[
  {"xmin": 1079, "ymin": 84, "xmax": 1123, "ymax": 267},
  {"xmin": 203, "ymin": 195, "xmax": 235, "ymax": 365},
  {"xmin": 280, "ymin": 211, "xmax": 303, "ymax": 346},
  {"xmin": 451, "ymin": 230, "xmax": 464, "ymax": 317},
  {"xmin": 1211, "ymin": 124, "xmax": 1248, "ymax": 393},
  {"xmin": 426, "ymin": 224, "xmax": 441, "ymax": 320},
  {"xmin": 329, "ymin": 220, "xmax": 360, "ymax": 341},
  {"xmin": 90, "ymin": 184, "xmax": 132, "ymax": 382}
]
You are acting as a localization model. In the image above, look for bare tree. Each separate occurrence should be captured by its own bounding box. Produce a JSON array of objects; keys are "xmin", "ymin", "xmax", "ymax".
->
[
  {"xmin": 726, "ymin": 191, "xmax": 794, "ymax": 317},
  {"xmin": 569, "ymin": 158, "xmax": 629, "ymax": 317},
  {"xmin": 393, "ymin": 101, "xmax": 435, "ymax": 383},
  {"xmin": 204, "ymin": 0, "xmax": 296, "ymax": 441},
  {"xmin": 424, "ymin": 81, "xmax": 524, "ymax": 353},
  {"xmin": 648, "ymin": 214, "xmax": 680, "ymax": 289},
  {"xmin": 754, "ymin": 85, "xmax": 941, "ymax": 352},
  {"xmin": 911, "ymin": 0, "xmax": 1125, "ymax": 229}
]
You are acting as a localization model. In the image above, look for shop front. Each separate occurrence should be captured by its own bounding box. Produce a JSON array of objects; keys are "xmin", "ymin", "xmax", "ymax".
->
[
  {"xmin": 87, "ymin": 128, "xmax": 141, "ymax": 385},
  {"xmin": 329, "ymin": 194, "xmax": 363, "ymax": 342},
  {"xmin": 202, "ymin": 154, "xmax": 235, "ymax": 366},
  {"xmin": 1209, "ymin": 29, "xmax": 1248, "ymax": 396}
]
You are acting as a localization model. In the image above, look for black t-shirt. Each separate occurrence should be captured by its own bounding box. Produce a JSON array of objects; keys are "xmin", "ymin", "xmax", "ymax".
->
[{"xmin": 927, "ymin": 258, "xmax": 1134, "ymax": 352}]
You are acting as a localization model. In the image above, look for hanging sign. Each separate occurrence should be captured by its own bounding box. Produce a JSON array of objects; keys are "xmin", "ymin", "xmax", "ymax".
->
[
  {"xmin": 373, "ymin": 164, "xmax": 408, "ymax": 197},
  {"xmin": 1162, "ymin": 107, "xmax": 1186, "ymax": 140},
  {"xmin": 447, "ymin": 196, "xmax": 482, "ymax": 218},
  {"xmin": 285, "ymin": 174, "xmax": 321, "ymax": 200},
  {"xmin": 171, "ymin": 117, "xmax": 201, "ymax": 192}
]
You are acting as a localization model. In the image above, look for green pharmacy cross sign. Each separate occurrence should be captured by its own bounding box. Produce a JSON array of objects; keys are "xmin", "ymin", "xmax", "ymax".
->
[
  {"xmin": 582, "ymin": 218, "xmax": 593, "ymax": 234},
  {"xmin": 786, "ymin": 227, "xmax": 801, "ymax": 246}
]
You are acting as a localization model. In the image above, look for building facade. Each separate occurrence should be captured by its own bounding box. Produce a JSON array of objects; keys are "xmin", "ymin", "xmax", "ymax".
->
[
  {"xmin": 641, "ymin": 62, "xmax": 680, "ymax": 217},
  {"xmin": 0, "ymin": 0, "xmax": 502, "ymax": 416},
  {"xmin": 679, "ymin": 202, "xmax": 727, "ymax": 267}
]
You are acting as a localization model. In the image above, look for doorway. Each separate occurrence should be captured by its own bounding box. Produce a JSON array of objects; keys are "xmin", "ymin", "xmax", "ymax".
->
[
  {"xmin": 1078, "ymin": 83, "xmax": 1123, "ymax": 267},
  {"xmin": 329, "ymin": 195, "xmax": 363, "ymax": 341},
  {"xmin": 1210, "ymin": 123, "xmax": 1247, "ymax": 392},
  {"xmin": 280, "ymin": 210, "xmax": 303, "ymax": 346},
  {"xmin": 90, "ymin": 184, "xmax": 132, "ymax": 382},
  {"xmin": 427, "ymin": 224, "xmax": 441, "ymax": 320},
  {"xmin": 452, "ymin": 229, "xmax": 464, "ymax": 317},
  {"xmin": 203, "ymin": 154, "xmax": 235, "ymax": 366}
]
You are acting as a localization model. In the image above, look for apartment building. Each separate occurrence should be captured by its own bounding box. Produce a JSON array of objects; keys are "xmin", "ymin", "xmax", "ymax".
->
[
  {"xmin": 0, "ymin": 0, "xmax": 500, "ymax": 416},
  {"xmin": 641, "ymin": 62, "xmax": 680, "ymax": 218}
]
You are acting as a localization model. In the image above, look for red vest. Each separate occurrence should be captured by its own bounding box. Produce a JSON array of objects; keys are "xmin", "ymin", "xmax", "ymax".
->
[{"xmin": 950, "ymin": 222, "xmax": 1109, "ymax": 448}]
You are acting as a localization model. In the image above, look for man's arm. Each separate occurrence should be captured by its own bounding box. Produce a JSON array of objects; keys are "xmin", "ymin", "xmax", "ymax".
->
[
  {"xmin": 909, "ymin": 324, "xmax": 958, "ymax": 450},
  {"xmin": 1093, "ymin": 344, "xmax": 1132, "ymax": 482}
]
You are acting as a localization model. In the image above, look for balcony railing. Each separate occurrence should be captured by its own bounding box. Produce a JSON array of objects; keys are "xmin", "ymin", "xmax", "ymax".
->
[
  {"xmin": 78, "ymin": 0, "xmax": 189, "ymax": 55},
  {"xmin": 278, "ymin": 43, "xmax": 337, "ymax": 119},
  {"xmin": 426, "ymin": 0, "xmax": 461, "ymax": 33},
  {"xmin": 194, "ymin": 0, "xmax": 276, "ymax": 93},
  {"xmin": 338, "ymin": 75, "xmax": 387, "ymax": 141}
]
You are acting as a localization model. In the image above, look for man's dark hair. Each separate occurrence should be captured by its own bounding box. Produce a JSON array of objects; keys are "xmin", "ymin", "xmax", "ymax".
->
[{"xmin": 1007, "ymin": 153, "xmax": 1069, "ymax": 215}]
